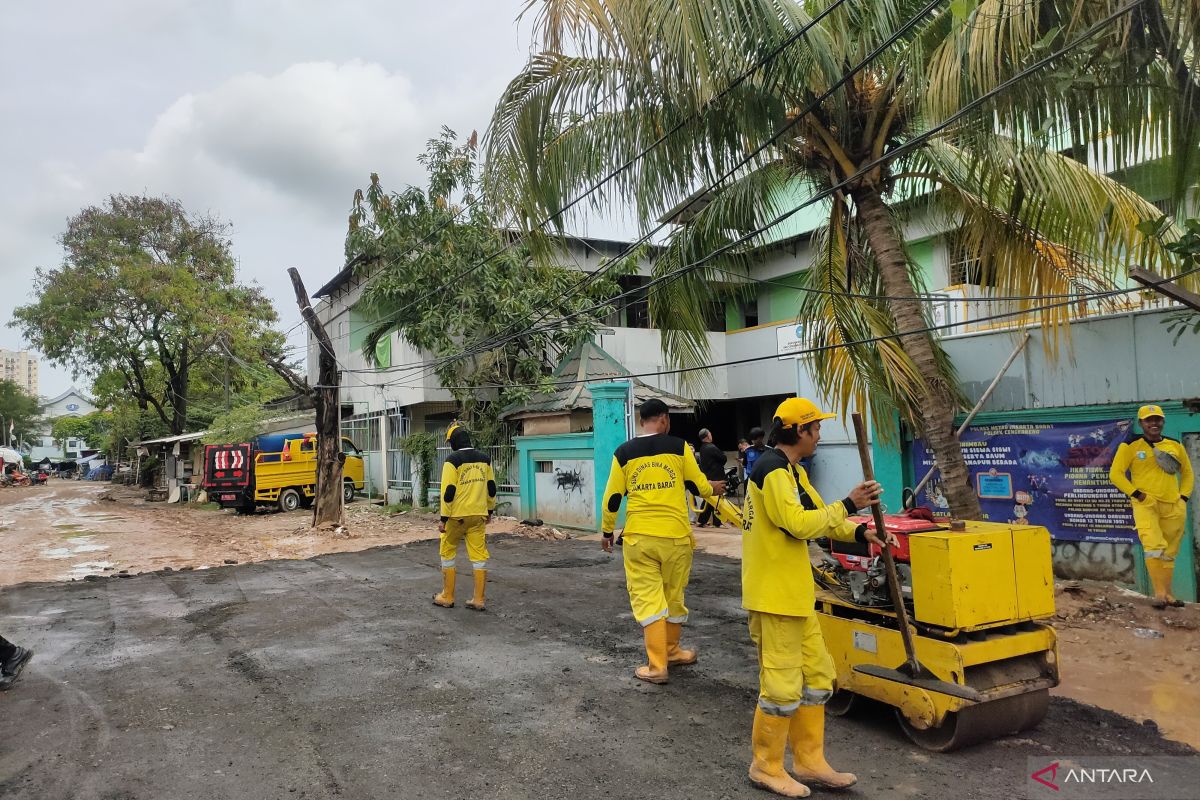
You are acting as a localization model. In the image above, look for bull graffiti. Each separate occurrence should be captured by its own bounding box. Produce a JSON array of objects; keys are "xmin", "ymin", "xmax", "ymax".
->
[{"xmin": 555, "ymin": 467, "xmax": 584, "ymax": 495}]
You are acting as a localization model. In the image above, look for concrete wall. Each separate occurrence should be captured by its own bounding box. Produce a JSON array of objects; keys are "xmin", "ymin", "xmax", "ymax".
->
[
  {"xmin": 599, "ymin": 327, "xmax": 727, "ymax": 400},
  {"xmin": 515, "ymin": 432, "xmax": 596, "ymax": 529},
  {"xmin": 945, "ymin": 308, "xmax": 1200, "ymax": 412}
]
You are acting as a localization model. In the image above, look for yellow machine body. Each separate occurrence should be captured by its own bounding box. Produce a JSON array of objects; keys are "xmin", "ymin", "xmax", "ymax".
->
[
  {"xmin": 909, "ymin": 522, "xmax": 1055, "ymax": 630},
  {"xmin": 815, "ymin": 520, "xmax": 1060, "ymax": 751}
]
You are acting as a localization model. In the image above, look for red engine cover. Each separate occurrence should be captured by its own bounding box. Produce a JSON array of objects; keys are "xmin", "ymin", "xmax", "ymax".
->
[{"xmin": 831, "ymin": 514, "xmax": 942, "ymax": 569}]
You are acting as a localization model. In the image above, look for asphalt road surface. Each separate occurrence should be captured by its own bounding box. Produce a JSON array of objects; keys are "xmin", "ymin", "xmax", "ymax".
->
[{"xmin": 1, "ymin": 536, "xmax": 1193, "ymax": 800}]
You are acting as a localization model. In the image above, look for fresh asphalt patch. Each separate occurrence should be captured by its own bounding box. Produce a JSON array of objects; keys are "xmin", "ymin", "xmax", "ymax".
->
[{"xmin": 0, "ymin": 535, "xmax": 1191, "ymax": 799}]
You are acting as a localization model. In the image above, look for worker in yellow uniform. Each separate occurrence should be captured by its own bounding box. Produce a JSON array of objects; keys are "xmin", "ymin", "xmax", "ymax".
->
[
  {"xmin": 600, "ymin": 398, "xmax": 725, "ymax": 684},
  {"xmin": 742, "ymin": 397, "xmax": 891, "ymax": 797},
  {"xmin": 1110, "ymin": 405, "xmax": 1193, "ymax": 609},
  {"xmin": 433, "ymin": 422, "xmax": 497, "ymax": 611}
]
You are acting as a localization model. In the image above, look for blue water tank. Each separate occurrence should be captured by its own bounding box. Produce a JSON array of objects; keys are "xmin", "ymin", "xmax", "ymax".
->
[{"xmin": 253, "ymin": 433, "xmax": 302, "ymax": 457}]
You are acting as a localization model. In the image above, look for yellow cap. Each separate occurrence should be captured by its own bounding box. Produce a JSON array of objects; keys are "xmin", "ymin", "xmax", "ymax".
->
[
  {"xmin": 1138, "ymin": 404, "xmax": 1165, "ymax": 421},
  {"xmin": 446, "ymin": 421, "xmax": 462, "ymax": 442},
  {"xmin": 773, "ymin": 397, "xmax": 836, "ymax": 427}
]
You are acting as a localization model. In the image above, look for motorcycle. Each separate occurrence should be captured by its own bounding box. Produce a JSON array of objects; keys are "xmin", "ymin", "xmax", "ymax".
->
[{"xmin": 723, "ymin": 466, "xmax": 742, "ymax": 497}]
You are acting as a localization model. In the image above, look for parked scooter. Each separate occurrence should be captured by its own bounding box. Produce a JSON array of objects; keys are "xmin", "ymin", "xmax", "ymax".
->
[{"xmin": 723, "ymin": 465, "xmax": 742, "ymax": 498}]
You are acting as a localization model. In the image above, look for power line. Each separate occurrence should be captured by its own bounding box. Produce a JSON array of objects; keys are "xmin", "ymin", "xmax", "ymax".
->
[
  {"xmin": 369, "ymin": 264, "xmax": 1200, "ymax": 392},
  {"xmin": 325, "ymin": 0, "xmax": 944, "ymax": 378},
  {"xmin": 467, "ymin": 0, "xmax": 942, "ymax": 365},
  {"xmin": 400, "ymin": 0, "xmax": 1147, "ymax": 377},
  {"xmin": 337, "ymin": 0, "xmax": 862, "ymax": 355}
]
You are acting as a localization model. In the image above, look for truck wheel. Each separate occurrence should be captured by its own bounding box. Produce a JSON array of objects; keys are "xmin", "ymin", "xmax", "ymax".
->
[
  {"xmin": 343, "ymin": 481, "xmax": 356, "ymax": 504},
  {"xmin": 278, "ymin": 488, "xmax": 302, "ymax": 513}
]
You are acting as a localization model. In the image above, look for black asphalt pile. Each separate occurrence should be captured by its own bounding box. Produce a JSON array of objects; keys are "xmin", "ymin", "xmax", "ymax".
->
[{"xmin": 0, "ymin": 535, "xmax": 1191, "ymax": 800}]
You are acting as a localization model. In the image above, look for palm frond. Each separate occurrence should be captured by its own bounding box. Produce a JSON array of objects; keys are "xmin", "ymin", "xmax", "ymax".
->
[{"xmin": 797, "ymin": 200, "xmax": 951, "ymax": 442}]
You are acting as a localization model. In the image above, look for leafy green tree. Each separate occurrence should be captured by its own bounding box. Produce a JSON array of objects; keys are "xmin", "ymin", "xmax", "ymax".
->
[
  {"xmin": 12, "ymin": 195, "xmax": 291, "ymax": 435},
  {"xmin": 485, "ymin": 0, "xmax": 1180, "ymax": 517},
  {"xmin": 347, "ymin": 127, "xmax": 630, "ymax": 438},
  {"xmin": 50, "ymin": 415, "xmax": 94, "ymax": 451},
  {"xmin": 202, "ymin": 404, "xmax": 272, "ymax": 445},
  {"xmin": 48, "ymin": 410, "xmax": 118, "ymax": 456},
  {"xmin": 0, "ymin": 379, "xmax": 40, "ymax": 445}
]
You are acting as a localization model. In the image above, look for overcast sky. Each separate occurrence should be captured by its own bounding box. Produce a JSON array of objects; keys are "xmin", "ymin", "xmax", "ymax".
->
[{"xmin": 0, "ymin": 1, "xmax": 557, "ymax": 399}]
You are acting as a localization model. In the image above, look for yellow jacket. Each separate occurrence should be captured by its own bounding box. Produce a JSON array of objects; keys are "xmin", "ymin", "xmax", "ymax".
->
[
  {"xmin": 1109, "ymin": 434, "xmax": 1193, "ymax": 503},
  {"xmin": 601, "ymin": 433, "xmax": 713, "ymax": 538},
  {"xmin": 440, "ymin": 449, "xmax": 497, "ymax": 520},
  {"xmin": 742, "ymin": 448, "xmax": 866, "ymax": 617}
]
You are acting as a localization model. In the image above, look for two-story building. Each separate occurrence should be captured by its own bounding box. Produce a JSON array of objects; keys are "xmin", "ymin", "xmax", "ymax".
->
[
  {"xmin": 308, "ymin": 161, "xmax": 1199, "ymax": 597},
  {"xmin": 30, "ymin": 387, "xmax": 98, "ymax": 462}
]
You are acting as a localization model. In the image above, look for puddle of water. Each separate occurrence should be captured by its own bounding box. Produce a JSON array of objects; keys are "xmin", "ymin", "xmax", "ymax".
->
[
  {"xmin": 40, "ymin": 538, "xmax": 110, "ymax": 559},
  {"xmin": 62, "ymin": 529, "xmax": 101, "ymax": 539},
  {"xmin": 67, "ymin": 561, "xmax": 115, "ymax": 579}
]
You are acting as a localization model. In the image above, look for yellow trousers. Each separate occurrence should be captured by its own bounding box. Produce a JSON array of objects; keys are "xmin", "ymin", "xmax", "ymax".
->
[
  {"xmin": 622, "ymin": 533, "xmax": 693, "ymax": 626},
  {"xmin": 748, "ymin": 611, "xmax": 835, "ymax": 716},
  {"xmin": 440, "ymin": 516, "xmax": 489, "ymax": 569},
  {"xmin": 1133, "ymin": 498, "xmax": 1187, "ymax": 560}
]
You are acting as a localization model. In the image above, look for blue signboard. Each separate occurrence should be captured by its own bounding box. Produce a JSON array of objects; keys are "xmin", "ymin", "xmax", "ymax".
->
[{"xmin": 911, "ymin": 419, "xmax": 1136, "ymax": 543}]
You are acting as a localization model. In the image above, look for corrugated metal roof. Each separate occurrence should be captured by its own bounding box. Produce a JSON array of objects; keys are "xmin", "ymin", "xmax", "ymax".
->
[{"xmin": 129, "ymin": 412, "xmax": 316, "ymax": 448}]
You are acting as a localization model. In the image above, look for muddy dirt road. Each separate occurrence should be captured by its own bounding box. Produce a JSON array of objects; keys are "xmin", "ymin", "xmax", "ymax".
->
[
  {"xmin": 4, "ymin": 481, "xmax": 1200, "ymax": 752},
  {"xmin": 0, "ymin": 481, "xmax": 524, "ymax": 586},
  {"xmin": 1, "ymin": 537, "xmax": 1194, "ymax": 800}
]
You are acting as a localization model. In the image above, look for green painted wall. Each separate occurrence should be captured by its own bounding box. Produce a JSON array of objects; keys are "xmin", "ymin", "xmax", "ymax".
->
[
  {"xmin": 726, "ymin": 302, "xmax": 745, "ymax": 331},
  {"xmin": 349, "ymin": 304, "xmax": 392, "ymax": 368},
  {"xmin": 759, "ymin": 272, "xmax": 806, "ymax": 323},
  {"xmin": 907, "ymin": 237, "xmax": 937, "ymax": 288}
]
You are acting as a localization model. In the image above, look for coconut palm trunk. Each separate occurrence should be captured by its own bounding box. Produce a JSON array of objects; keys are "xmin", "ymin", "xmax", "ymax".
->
[
  {"xmin": 485, "ymin": 0, "xmax": 1184, "ymax": 524},
  {"xmin": 851, "ymin": 183, "xmax": 980, "ymax": 518}
]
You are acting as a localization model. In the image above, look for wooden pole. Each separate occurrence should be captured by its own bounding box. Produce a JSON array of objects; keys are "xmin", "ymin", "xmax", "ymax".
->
[
  {"xmin": 1130, "ymin": 267, "xmax": 1200, "ymax": 312},
  {"xmin": 851, "ymin": 412, "xmax": 920, "ymax": 674},
  {"xmin": 288, "ymin": 267, "xmax": 344, "ymax": 527}
]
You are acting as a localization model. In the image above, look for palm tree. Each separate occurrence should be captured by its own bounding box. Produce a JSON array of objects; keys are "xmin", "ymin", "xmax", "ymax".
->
[
  {"xmin": 926, "ymin": 0, "xmax": 1200, "ymax": 207},
  {"xmin": 484, "ymin": 0, "xmax": 1183, "ymax": 518}
]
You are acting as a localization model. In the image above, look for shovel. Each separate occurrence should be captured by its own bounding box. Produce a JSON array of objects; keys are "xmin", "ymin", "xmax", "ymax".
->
[{"xmin": 849, "ymin": 412, "xmax": 982, "ymax": 702}]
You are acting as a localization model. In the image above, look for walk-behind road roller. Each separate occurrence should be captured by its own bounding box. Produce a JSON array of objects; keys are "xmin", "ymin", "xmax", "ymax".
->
[
  {"xmin": 702, "ymin": 411, "xmax": 1061, "ymax": 752},
  {"xmin": 703, "ymin": 491, "xmax": 1060, "ymax": 751},
  {"xmin": 813, "ymin": 517, "xmax": 1060, "ymax": 751}
]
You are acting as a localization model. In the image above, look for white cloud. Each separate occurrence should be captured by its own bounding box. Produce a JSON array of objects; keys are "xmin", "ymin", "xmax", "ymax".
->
[{"xmin": 3, "ymin": 52, "xmax": 514, "ymax": 396}]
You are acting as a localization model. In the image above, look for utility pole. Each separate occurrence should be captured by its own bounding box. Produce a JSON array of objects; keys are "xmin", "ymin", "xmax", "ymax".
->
[{"xmin": 288, "ymin": 267, "xmax": 345, "ymax": 527}]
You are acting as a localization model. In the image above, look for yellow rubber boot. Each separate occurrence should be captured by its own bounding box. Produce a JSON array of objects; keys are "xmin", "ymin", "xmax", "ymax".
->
[
  {"xmin": 1161, "ymin": 561, "xmax": 1183, "ymax": 607},
  {"xmin": 666, "ymin": 621, "xmax": 697, "ymax": 665},
  {"xmin": 432, "ymin": 568, "xmax": 456, "ymax": 608},
  {"xmin": 466, "ymin": 570, "xmax": 487, "ymax": 612},
  {"xmin": 635, "ymin": 619, "xmax": 669, "ymax": 684},
  {"xmin": 748, "ymin": 708, "xmax": 810, "ymax": 798},
  {"xmin": 788, "ymin": 705, "xmax": 857, "ymax": 789},
  {"xmin": 1146, "ymin": 558, "xmax": 1170, "ymax": 609}
]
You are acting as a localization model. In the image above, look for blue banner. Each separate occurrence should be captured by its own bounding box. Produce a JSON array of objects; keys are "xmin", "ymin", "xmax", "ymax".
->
[{"xmin": 911, "ymin": 419, "xmax": 1137, "ymax": 543}]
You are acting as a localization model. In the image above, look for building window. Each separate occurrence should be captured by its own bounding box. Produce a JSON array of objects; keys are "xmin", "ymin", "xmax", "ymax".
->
[
  {"xmin": 743, "ymin": 301, "xmax": 760, "ymax": 329},
  {"xmin": 947, "ymin": 232, "xmax": 992, "ymax": 287},
  {"xmin": 702, "ymin": 300, "xmax": 727, "ymax": 332},
  {"xmin": 536, "ymin": 461, "xmax": 554, "ymax": 474},
  {"xmin": 614, "ymin": 275, "xmax": 651, "ymax": 329}
]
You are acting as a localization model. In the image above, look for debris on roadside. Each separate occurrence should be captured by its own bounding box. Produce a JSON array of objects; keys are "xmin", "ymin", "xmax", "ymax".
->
[{"xmin": 508, "ymin": 523, "xmax": 571, "ymax": 541}]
